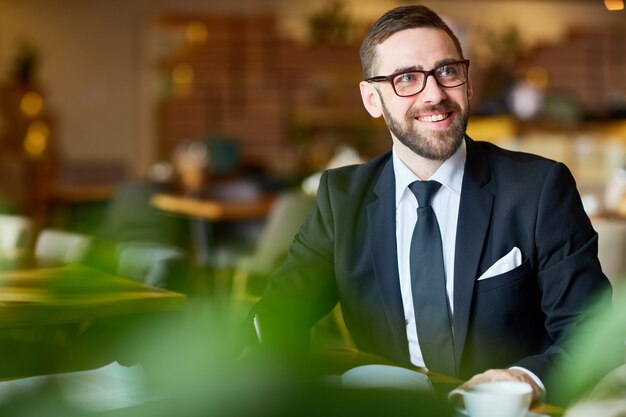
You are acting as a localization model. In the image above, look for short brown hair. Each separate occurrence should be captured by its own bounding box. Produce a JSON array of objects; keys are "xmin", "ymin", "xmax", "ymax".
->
[{"xmin": 359, "ymin": 5, "xmax": 464, "ymax": 78}]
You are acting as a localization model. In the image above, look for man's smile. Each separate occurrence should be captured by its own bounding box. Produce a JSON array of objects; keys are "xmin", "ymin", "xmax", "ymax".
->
[{"xmin": 415, "ymin": 112, "xmax": 451, "ymax": 123}]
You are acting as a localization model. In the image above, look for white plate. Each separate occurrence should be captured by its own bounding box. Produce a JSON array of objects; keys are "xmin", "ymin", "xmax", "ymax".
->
[{"xmin": 341, "ymin": 364, "xmax": 432, "ymax": 391}]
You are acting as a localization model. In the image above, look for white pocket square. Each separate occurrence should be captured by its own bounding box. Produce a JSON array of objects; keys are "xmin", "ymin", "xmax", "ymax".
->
[{"xmin": 477, "ymin": 247, "xmax": 522, "ymax": 280}]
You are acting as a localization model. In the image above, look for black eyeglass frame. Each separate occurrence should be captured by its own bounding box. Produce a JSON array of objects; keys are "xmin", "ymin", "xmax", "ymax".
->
[{"xmin": 365, "ymin": 59, "xmax": 470, "ymax": 97}]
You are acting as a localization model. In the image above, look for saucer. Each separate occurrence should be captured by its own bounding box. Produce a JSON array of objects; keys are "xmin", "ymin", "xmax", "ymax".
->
[
  {"xmin": 341, "ymin": 364, "xmax": 432, "ymax": 391},
  {"xmin": 454, "ymin": 412, "xmax": 548, "ymax": 417}
]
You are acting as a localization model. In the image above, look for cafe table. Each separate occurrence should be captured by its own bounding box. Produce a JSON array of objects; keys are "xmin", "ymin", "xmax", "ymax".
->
[
  {"xmin": 0, "ymin": 264, "xmax": 186, "ymax": 378},
  {"xmin": 0, "ymin": 264, "xmax": 186, "ymax": 328},
  {"xmin": 150, "ymin": 192, "xmax": 277, "ymax": 283},
  {"xmin": 309, "ymin": 348, "xmax": 564, "ymax": 416}
]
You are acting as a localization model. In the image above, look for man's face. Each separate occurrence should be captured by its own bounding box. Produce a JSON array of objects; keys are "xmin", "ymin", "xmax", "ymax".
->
[{"xmin": 361, "ymin": 28, "xmax": 472, "ymax": 161}]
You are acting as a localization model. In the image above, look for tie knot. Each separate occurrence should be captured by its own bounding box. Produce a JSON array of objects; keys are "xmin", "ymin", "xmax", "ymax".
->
[{"xmin": 409, "ymin": 180, "xmax": 442, "ymax": 207}]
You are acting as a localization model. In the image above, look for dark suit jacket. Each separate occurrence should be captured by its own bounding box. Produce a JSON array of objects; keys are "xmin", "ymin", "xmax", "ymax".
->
[{"xmin": 254, "ymin": 137, "xmax": 610, "ymax": 383}]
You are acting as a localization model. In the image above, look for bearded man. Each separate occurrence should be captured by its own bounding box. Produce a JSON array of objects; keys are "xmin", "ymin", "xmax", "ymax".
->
[{"xmin": 250, "ymin": 5, "xmax": 610, "ymax": 404}]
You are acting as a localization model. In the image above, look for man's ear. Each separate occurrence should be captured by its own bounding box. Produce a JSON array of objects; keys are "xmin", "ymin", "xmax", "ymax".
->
[{"xmin": 359, "ymin": 81, "xmax": 383, "ymax": 118}]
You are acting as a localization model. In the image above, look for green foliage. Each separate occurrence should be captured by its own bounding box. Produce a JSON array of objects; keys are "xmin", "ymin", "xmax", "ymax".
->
[
  {"xmin": 548, "ymin": 286, "xmax": 626, "ymax": 406},
  {"xmin": 308, "ymin": 1, "xmax": 354, "ymax": 46}
]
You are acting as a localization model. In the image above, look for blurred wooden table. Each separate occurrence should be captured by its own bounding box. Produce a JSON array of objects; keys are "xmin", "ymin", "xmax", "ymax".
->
[
  {"xmin": 150, "ymin": 192, "xmax": 277, "ymax": 274},
  {"xmin": 0, "ymin": 265, "xmax": 186, "ymax": 328},
  {"xmin": 150, "ymin": 192, "xmax": 275, "ymax": 222}
]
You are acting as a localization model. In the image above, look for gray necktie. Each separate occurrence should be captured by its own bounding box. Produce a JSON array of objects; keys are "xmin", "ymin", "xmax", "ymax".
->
[{"xmin": 409, "ymin": 180, "xmax": 456, "ymax": 376}]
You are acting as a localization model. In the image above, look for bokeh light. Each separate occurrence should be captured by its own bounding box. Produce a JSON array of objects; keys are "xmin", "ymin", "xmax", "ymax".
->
[
  {"xmin": 23, "ymin": 120, "xmax": 49, "ymax": 158},
  {"xmin": 20, "ymin": 91, "xmax": 43, "ymax": 117},
  {"xmin": 186, "ymin": 21, "xmax": 208, "ymax": 43}
]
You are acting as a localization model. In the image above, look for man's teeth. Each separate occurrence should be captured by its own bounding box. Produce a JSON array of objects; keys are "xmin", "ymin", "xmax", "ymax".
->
[{"xmin": 418, "ymin": 113, "xmax": 448, "ymax": 122}]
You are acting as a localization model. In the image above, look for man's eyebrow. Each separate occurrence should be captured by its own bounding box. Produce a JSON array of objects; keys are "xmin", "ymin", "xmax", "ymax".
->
[{"xmin": 392, "ymin": 65, "xmax": 420, "ymax": 74}]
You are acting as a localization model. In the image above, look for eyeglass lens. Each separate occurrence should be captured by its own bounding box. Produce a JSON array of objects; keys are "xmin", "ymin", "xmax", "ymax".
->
[{"xmin": 393, "ymin": 62, "xmax": 467, "ymax": 96}]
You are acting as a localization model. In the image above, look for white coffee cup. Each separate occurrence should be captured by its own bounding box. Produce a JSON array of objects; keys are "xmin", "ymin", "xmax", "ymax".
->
[{"xmin": 448, "ymin": 381, "xmax": 532, "ymax": 417}]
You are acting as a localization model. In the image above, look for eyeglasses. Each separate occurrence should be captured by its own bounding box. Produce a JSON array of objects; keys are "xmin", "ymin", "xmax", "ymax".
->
[{"xmin": 365, "ymin": 59, "xmax": 470, "ymax": 97}]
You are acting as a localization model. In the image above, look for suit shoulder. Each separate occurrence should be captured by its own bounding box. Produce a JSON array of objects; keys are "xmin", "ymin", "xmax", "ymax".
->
[
  {"xmin": 315, "ymin": 152, "xmax": 392, "ymax": 208},
  {"xmin": 469, "ymin": 139, "xmax": 578, "ymax": 195},
  {"xmin": 473, "ymin": 140, "xmax": 562, "ymax": 174}
]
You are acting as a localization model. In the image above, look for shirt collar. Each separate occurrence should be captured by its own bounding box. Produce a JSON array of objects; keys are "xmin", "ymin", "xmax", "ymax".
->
[{"xmin": 392, "ymin": 139, "xmax": 466, "ymax": 206}]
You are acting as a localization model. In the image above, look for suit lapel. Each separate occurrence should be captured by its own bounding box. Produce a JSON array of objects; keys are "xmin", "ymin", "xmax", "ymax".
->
[
  {"xmin": 453, "ymin": 137, "xmax": 494, "ymax": 369},
  {"xmin": 367, "ymin": 157, "xmax": 410, "ymax": 362}
]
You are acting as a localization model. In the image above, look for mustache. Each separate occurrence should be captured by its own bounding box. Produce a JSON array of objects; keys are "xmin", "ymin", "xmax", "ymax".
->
[{"xmin": 408, "ymin": 101, "xmax": 462, "ymax": 118}]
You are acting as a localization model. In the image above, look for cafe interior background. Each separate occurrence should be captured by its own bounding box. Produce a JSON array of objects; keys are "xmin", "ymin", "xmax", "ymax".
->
[{"xmin": 0, "ymin": 0, "xmax": 625, "ymax": 414}]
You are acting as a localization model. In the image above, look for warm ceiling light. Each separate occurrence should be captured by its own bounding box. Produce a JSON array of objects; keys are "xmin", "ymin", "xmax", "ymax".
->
[
  {"xmin": 24, "ymin": 120, "xmax": 49, "ymax": 158},
  {"xmin": 527, "ymin": 66, "xmax": 549, "ymax": 89},
  {"xmin": 172, "ymin": 63, "xmax": 194, "ymax": 85},
  {"xmin": 172, "ymin": 63, "xmax": 194, "ymax": 97},
  {"xmin": 604, "ymin": 0, "xmax": 624, "ymax": 11},
  {"xmin": 20, "ymin": 91, "xmax": 43, "ymax": 117},
  {"xmin": 186, "ymin": 21, "xmax": 208, "ymax": 42}
]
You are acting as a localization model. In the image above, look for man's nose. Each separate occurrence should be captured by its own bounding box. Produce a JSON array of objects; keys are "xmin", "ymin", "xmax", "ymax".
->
[{"xmin": 420, "ymin": 74, "xmax": 447, "ymax": 103}]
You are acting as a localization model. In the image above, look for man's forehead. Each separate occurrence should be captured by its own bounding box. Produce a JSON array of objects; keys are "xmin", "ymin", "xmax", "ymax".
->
[{"xmin": 374, "ymin": 27, "xmax": 459, "ymax": 72}]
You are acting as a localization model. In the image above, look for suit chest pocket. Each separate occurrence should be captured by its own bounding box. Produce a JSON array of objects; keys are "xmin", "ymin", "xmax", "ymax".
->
[{"xmin": 474, "ymin": 260, "xmax": 532, "ymax": 293}]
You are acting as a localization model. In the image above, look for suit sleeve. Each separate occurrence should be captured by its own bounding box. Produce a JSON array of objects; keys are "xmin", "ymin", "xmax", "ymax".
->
[
  {"xmin": 512, "ymin": 162, "xmax": 611, "ymax": 380},
  {"xmin": 250, "ymin": 172, "xmax": 339, "ymax": 350}
]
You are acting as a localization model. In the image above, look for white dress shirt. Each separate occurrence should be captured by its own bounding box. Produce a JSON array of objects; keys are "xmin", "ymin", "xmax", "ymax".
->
[
  {"xmin": 392, "ymin": 141, "xmax": 544, "ymax": 392},
  {"xmin": 393, "ymin": 141, "xmax": 465, "ymax": 368}
]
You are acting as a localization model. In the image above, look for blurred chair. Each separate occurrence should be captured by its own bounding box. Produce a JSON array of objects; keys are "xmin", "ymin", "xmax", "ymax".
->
[
  {"xmin": 229, "ymin": 190, "xmax": 354, "ymax": 348},
  {"xmin": 34, "ymin": 228, "xmax": 94, "ymax": 267},
  {"xmin": 205, "ymin": 136, "xmax": 240, "ymax": 176},
  {"xmin": 230, "ymin": 191, "xmax": 316, "ymax": 304},
  {"xmin": 86, "ymin": 180, "xmax": 189, "ymax": 291},
  {"xmin": 201, "ymin": 177, "xmax": 267, "ymax": 266},
  {"xmin": 593, "ymin": 218, "xmax": 626, "ymax": 290},
  {"xmin": 115, "ymin": 241, "xmax": 189, "ymax": 290},
  {"xmin": 0, "ymin": 214, "xmax": 35, "ymax": 265},
  {"xmin": 98, "ymin": 181, "xmax": 185, "ymax": 247}
]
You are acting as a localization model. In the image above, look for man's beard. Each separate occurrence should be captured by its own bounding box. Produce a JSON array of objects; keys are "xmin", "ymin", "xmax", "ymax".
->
[{"xmin": 381, "ymin": 100, "xmax": 468, "ymax": 161}]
